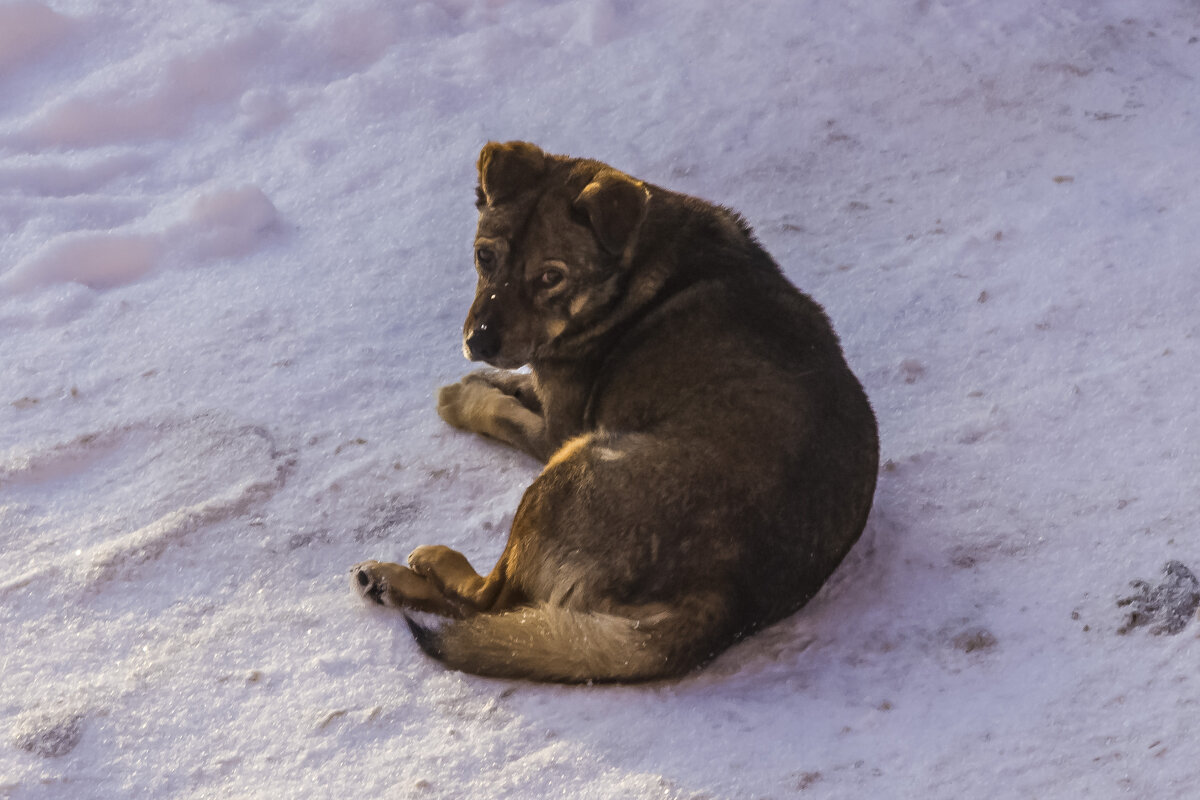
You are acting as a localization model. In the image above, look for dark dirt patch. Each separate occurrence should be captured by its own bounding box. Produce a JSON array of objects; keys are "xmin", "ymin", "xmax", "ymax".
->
[{"xmin": 1117, "ymin": 561, "xmax": 1200, "ymax": 635}]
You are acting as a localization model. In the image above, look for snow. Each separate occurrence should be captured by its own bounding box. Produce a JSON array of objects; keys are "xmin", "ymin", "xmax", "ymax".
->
[{"xmin": 2, "ymin": 0, "xmax": 1199, "ymax": 796}]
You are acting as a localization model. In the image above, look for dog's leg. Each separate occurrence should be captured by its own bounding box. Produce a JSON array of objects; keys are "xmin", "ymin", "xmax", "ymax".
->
[
  {"xmin": 351, "ymin": 560, "xmax": 464, "ymax": 616},
  {"xmin": 407, "ymin": 544, "xmax": 522, "ymax": 612},
  {"xmin": 437, "ymin": 372, "xmax": 550, "ymax": 461},
  {"xmin": 468, "ymin": 369, "xmax": 542, "ymax": 414}
]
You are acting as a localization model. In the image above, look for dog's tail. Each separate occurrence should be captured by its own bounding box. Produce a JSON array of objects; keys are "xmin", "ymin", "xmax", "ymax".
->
[{"xmin": 404, "ymin": 597, "xmax": 726, "ymax": 683}]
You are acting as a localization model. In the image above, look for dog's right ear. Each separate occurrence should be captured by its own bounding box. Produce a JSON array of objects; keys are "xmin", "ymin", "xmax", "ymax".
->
[{"xmin": 476, "ymin": 141, "xmax": 547, "ymax": 207}]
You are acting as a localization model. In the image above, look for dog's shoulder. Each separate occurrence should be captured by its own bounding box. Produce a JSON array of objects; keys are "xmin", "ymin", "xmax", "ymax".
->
[{"xmin": 622, "ymin": 187, "xmax": 842, "ymax": 365}]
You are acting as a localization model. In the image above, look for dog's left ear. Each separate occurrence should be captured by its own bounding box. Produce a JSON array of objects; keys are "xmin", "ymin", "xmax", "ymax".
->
[{"xmin": 573, "ymin": 169, "xmax": 650, "ymax": 258}]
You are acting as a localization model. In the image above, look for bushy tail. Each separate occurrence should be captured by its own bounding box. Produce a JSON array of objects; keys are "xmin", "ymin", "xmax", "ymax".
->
[{"xmin": 405, "ymin": 601, "xmax": 721, "ymax": 683}]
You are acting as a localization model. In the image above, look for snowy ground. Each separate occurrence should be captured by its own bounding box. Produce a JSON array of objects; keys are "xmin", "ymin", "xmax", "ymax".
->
[{"xmin": 2, "ymin": 0, "xmax": 1200, "ymax": 797}]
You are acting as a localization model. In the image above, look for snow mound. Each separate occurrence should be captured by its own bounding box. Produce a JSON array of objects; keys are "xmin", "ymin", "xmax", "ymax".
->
[
  {"xmin": 19, "ymin": 28, "xmax": 271, "ymax": 148},
  {"xmin": 0, "ymin": 151, "xmax": 150, "ymax": 198},
  {"xmin": 0, "ymin": 3, "xmax": 75, "ymax": 77},
  {"xmin": 0, "ymin": 184, "xmax": 278, "ymax": 293},
  {"xmin": 171, "ymin": 184, "xmax": 281, "ymax": 260},
  {"xmin": 0, "ymin": 233, "xmax": 160, "ymax": 292}
]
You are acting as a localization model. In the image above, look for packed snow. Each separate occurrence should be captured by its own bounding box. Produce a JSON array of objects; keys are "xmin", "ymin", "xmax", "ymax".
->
[{"xmin": 3, "ymin": 0, "xmax": 1199, "ymax": 797}]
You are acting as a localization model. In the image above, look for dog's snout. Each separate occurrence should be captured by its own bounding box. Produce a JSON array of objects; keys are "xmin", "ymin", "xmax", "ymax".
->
[{"xmin": 465, "ymin": 323, "xmax": 500, "ymax": 362}]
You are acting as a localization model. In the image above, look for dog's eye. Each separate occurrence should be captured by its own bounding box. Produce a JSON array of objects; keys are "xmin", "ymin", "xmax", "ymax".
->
[
  {"xmin": 537, "ymin": 268, "xmax": 564, "ymax": 289},
  {"xmin": 476, "ymin": 247, "xmax": 496, "ymax": 270}
]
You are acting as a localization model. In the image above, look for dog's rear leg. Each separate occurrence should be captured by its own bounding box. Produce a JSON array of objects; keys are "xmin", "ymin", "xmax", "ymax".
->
[
  {"xmin": 437, "ymin": 372, "xmax": 550, "ymax": 461},
  {"xmin": 407, "ymin": 544, "xmax": 522, "ymax": 612}
]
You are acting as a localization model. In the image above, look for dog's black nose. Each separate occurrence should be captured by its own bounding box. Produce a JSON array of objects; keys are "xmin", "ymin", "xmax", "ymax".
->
[{"xmin": 465, "ymin": 324, "xmax": 500, "ymax": 361}]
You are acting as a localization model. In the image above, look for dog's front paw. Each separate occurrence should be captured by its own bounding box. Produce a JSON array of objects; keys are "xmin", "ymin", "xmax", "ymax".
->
[
  {"xmin": 435, "ymin": 381, "xmax": 467, "ymax": 429},
  {"xmin": 436, "ymin": 377, "xmax": 503, "ymax": 432},
  {"xmin": 466, "ymin": 370, "xmax": 541, "ymax": 411}
]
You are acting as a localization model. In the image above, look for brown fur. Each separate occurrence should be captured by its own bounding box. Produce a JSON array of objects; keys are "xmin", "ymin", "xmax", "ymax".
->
[{"xmin": 352, "ymin": 142, "xmax": 879, "ymax": 683}]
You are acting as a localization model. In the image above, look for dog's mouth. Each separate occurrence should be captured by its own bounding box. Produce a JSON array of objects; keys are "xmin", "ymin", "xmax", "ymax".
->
[{"xmin": 473, "ymin": 353, "xmax": 528, "ymax": 370}]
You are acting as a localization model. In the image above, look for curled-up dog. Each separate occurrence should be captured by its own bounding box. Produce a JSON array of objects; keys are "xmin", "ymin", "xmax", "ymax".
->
[{"xmin": 352, "ymin": 141, "xmax": 879, "ymax": 683}]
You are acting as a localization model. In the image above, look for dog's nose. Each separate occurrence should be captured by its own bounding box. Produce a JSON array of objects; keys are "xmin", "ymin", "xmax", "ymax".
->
[{"xmin": 465, "ymin": 323, "xmax": 500, "ymax": 361}]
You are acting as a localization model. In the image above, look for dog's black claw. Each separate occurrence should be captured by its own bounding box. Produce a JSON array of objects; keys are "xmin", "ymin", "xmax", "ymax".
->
[{"xmin": 405, "ymin": 615, "xmax": 445, "ymax": 659}]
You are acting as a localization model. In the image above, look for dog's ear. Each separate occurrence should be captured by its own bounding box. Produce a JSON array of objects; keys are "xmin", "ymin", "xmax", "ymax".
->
[
  {"xmin": 477, "ymin": 141, "xmax": 547, "ymax": 206},
  {"xmin": 573, "ymin": 169, "xmax": 650, "ymax": 258}
]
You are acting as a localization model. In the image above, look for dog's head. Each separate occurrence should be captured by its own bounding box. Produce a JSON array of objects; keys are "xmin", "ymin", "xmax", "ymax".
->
[{"xmin": 461, "ymin": 141, "xmax": 650, "ymax": 368}]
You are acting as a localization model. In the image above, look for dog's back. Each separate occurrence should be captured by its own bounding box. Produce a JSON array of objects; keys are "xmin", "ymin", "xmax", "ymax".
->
[{"xmin": 579, "ymin": 193, "xmax": 879, "ymax": 636}]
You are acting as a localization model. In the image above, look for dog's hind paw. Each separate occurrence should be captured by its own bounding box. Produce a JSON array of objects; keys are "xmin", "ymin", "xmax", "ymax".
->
[
  {"xmin": 350, "ymin": 560, "xmax": 463, "ymax": 617},
  {"xmin": 351, "ymin": 560, "xmax": 395, "ymax": 606}
]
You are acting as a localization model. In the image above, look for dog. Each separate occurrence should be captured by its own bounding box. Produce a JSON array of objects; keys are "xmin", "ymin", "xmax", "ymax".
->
[{"xmin": 351, "ymin": 141, "xmax": 879, "ymax": 683}]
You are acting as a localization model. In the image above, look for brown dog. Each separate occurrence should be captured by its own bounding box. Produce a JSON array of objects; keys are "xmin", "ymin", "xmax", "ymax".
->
[{"xmin": 352, "ymin": 142, "xmax": 879, "ymax": 682}]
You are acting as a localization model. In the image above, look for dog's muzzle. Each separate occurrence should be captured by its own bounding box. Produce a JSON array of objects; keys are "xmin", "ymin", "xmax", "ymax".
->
[{"xmin": 465, "ymin": 322, "xmax": 500, "ymax": 362}]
